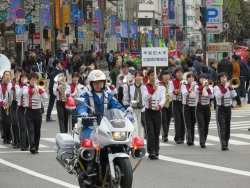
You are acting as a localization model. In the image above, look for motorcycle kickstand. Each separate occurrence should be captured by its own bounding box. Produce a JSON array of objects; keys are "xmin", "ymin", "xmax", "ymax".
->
[{"xmin": 101, "ymin": 165, "xmax": 110, "ymax": 188}]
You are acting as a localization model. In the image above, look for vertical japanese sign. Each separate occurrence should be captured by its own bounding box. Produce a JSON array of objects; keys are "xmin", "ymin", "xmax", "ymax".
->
[
  {"xmin": 94, "ymin": 10, "xmax": 103, "ymax": 32},
  {"xmin": 147, "ymin": 30, "xmax": 153, "ymax": 42},
  {"xmin": 41, "ymin": 0, "xmax": 51, "ymax": 26},
  {"xmin": 110, "ymin": 15, "xmax": 117, "ymax": 35},
  {"xmin": 118, "ymin": 0, "xmax": 125, "ymax": 20},
  {"xmin": 71, "ymin": 3, "xmax": 77, "ymax": 27},
  {"xmin": 162, "ymin": 0, "xmax": 169, "ymax": 40},
  {"xmin": 154, "ymin": 37, "xmax": 159, "ymax": 47},
  {"xmin": 62, "ymin": 3, "xmax": 71, "ymax": 28},
  {"xmin": 99, "ymin": 0, "xmax": 106, "ymax": 10},
  {"xmin": 55, "ymin": 0, "xmax": 60, "ymax": 29},
  {"xmin": 130, "ymin": 23, "xmax": 137, "ymax": 36},
  {"xmin": 121, "ymin": 20, "xmax": 128, "ymax": 38},
  {"xmin": 10, "ymin": 0, "xmax": 21, "ymax": 22},
  {"xmin": 168, "ymin": 0, "xmax": 175, "ymax": 20}
]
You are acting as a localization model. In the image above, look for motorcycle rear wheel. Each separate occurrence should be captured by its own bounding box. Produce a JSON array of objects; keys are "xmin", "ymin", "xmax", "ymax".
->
[
  {"xmin": 109, "ymin": 158, "xmax": 133, "ymax": 188},
  {"xmin": 78, "ymin": 178, "xmax": 92, "ymax": 188}
]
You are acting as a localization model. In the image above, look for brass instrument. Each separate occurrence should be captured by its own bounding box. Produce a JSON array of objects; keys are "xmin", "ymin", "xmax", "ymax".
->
[
  {"xmin": 37, "ymin": 78, "xmax": 47, "ymax": 89},
  {"xmin": 182, "ymin": 71, "xmax": 193, "ymax": 80},
  {"xmin": 205, "ymin": 80, "xmax": 214, "ymax": 87},
  {"xmin": 54, "ymin": 73, "xmax": 67, "ymax": 98},
  {"xmin": 230, "ymin": 78, "xmax": 241, "ymax": 89},
  {"xmin": 5, "ymin": 83, "xmax": 10, "ymax": 116},
  {"xmin": 177, "ymin": 80, "xmax": 186, "ymax": 95}
]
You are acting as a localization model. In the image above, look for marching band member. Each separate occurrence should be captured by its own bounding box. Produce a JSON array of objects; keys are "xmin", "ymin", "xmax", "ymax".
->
[
  {"xmin": 16, "ymin": 73, "xmax": 29, "ymax": 151},
  {"xmin": 123, "ymin": 71, "xmax": 145, "ymax": 137},
  {"xmin": 65, "ymin": 72, "xmax": 86, "ymax": 129},
  {"xmin": 9, "ymin": 67, "xmax": 22, "ymax": 148},
  {"xmin": 194, "ymin": 74, "xmax": 214, "ymax": 148},
  {"xmin": 53, "ymin": 72, "xmax": 68, "ymax": 133},
  {"xmin": 169, "ymin": 67, "xmax": 185, "ymax": 144},
  {"xmin": 0, "ymin": 71, "xmax": 12, "ymax": 144},
  {"xmin": 181, "ymin": 73, "xmax": 197, "ymax": 146},
  {"xmin": 159, "ymin": 70, "xmax": 172, "ymax": 142},
  {"xmin": 23, "ymin": 72, "xmax": 48, "ymax": 154},
  {"xmin": 214, "ymin": 72, "xmax": 237, "ymax": 151},
  {"xmin": 142, "ymin": 69, "xmax": 166, "ymax": 160}
]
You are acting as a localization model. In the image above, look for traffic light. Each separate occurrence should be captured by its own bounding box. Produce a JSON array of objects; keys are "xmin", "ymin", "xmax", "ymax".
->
[
  {"xmin": 29, "ymin": 23, "xmax": 35, "ymax": 34},
  {"xmin": 200, "ymin": 6, "xmax": 206, "ymax": 27},
  {"xmin": 54, "ymin": 27, "xmax": 58, "ymax": 38},
  {"xmin": 65, "ymin": 27, "xmax": 69, "ymax": 35},
  {"xmin": 43, "ymin": 29, "xmax": 48, "ymax": 39}
]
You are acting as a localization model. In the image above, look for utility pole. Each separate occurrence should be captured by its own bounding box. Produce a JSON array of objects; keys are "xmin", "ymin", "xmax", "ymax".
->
[
  {"xmin": 200, "ymin": 0, "xmax": 207, "ymax": 63},
  {"xmin": 101, "ymin": 0, "xmax": 105, "ymax": 60}
]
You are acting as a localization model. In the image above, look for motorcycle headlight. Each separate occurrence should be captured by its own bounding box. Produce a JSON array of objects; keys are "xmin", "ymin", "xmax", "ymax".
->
[{"xmin": 112, "ymin": 132, "xmax": 127, "ymax": 141}]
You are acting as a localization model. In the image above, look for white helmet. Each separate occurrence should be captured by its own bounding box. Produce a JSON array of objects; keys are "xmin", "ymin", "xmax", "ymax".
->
[{"xmin": 87, "ymin": 70, "xmax": 106, "ymax": 83}]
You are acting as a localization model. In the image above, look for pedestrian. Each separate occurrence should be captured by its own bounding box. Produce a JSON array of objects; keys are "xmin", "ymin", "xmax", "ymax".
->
[
  {"xmin": 217, "ymin": 52, "xmax": 234, "ymax": 80},
  {"xmin": 232, "ymin": 55, "xmax": 242, "ymax": 107},
  {"xmin": 142, "ymin": 69, "xmax": 166, "ymax": 160},
  {"xmin": 23, "ymin": 72, "xmax": 48, "ymax": 154},
  {"xmin": 110, "ymin": 59, "xmax": 121, "ymax": 87},
  {"xmin": 214, "ymin": 72, "xmax": 237, "ymax": 151},
  {"xmin": 16, "ymin": 73, "xmax": 29, "ymax": 151}
]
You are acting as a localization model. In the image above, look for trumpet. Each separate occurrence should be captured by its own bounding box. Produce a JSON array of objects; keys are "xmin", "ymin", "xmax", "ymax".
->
[
  {"xmin": 205, "ymin": 80, "xmax": 214, "ymax": 87},
  {"xmin": 230, "ymin": 78, "xmax": 241, "ymax": 89}
]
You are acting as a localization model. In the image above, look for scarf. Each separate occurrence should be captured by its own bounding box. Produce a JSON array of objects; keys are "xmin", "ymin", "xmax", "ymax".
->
[{"xmin": 134, "ymin": 83, "xmax": 142, "ymax": 109}]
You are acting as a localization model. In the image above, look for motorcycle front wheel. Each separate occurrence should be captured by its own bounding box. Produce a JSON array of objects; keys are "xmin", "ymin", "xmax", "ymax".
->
[
  {"xmin": 109, "ymin": 158, "xmax": 133, "ymax": 188},
  {"xmin": 78, "ymin": 178, "xmax": 92, "ymax": 188}
]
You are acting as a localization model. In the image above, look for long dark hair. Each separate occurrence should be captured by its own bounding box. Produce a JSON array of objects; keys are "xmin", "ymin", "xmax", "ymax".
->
[{"xmin": 18, "ymin": 73, "xmax": 28, "ymax": 84}]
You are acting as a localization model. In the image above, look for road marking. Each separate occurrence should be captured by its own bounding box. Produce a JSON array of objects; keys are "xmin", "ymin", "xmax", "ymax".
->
[
  {"xmin": 0, "ymin": 159, "xmax": 79, "ymax": 188},
  {"xmin": 0, "ymin": 145, "xmax": 8, "ymax": 149},
  {"xmin": 0, "ymin": 151, "xmax": 54, "ymax": 154},
  {"xmin": 231, "ymin": 126, "xmax": 250, "ymax": 130},
  {"xmin": 159, "ymin": 155, "xmax": 250, "ymax": 177},
  {"xmin": 231, "ymin": 134, "xmax": 250, "ymax": 139},
  {"xmin": 41, "ymin": 138, "xmax": 55, "ymax": 142},
  {"xmin": 39, "ymin": 144, "xmax": 49, "ymax": 148},
  {"xmin": 167, "ymin": 135, "xmax": 214, "ymax": 145},
  {"xmin": 144, "ymin": 139, "xmax": 174, "ymax": 146},
  {"xmin": 199, "ymin": 135, "xmax": 250, "ymax": 145}
]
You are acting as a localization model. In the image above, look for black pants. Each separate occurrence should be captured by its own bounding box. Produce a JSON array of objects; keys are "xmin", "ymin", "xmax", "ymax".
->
[
  {"xmin": 196, "ymin": 104, "xmax": 211, "ymax": 145},
  {"xmin": 25, "ymin": 108, "xmax": 42, "ymax": 150},
  {"xmin": 173, "ymin": 101, "xmax": 185, "ymax": 142},
  {"xmin": 108, "ymin": 62, "xmax": 113, "ymax": 72},
  {"xmin": 161, "ymin": 101, "xmax": 173, "ymax": 138},
  {"xmin": 17, "ymin": 106, "xmax": 29, "ymax": 148},
  {"xmin": 11, "ymin": 101, "xmax": 19, "ymax": 145},
  {"xmin": 46, "ymin": 88, "xmax": 56, "ymax": 119},
  {"xmin": 145, "ymin": 109, "xmax": 161, "ymax": 155},
  {"xmin": 56, "ymin": 101, "xmax": 69, "ymax": 133},
  {"xmin": 71, "ymin": 109, "xmax": 77, "ymax": 130},
  {"xmin": 216, "ymin": 106, "xmax": 231, "ymax": 148},
  {"xmin": 183, "ymin": 105, "xmax": 196, "ymax": 143},
  {"xmin": 1, "ymin": 106, "xmax": 11, "ymax": 141},
  {"xmin": 141, "ymin": 111, "xmax": 146, "ymax": 134}
]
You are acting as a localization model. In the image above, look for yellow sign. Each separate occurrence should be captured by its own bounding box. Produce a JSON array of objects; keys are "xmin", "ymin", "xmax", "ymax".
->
[
  {"xmin": 55, "ymin": 0, "xmax": 60, "ymax": 29},
  {"xmin": 95, "ymin": 72, "xmax": 102, "ymax": 77},
  {"xmin": 62, "ymin": 4, "xmax": 71, "ymax": 28}
]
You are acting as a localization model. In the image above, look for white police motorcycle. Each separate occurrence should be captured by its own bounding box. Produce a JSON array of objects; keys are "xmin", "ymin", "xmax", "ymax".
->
[{"xmin": 54, "ymin": 98, "xmax": 145, "ymax": 188}]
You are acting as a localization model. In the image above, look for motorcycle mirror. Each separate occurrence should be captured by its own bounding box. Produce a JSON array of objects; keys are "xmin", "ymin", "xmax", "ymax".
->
[{"xmin": 74, "ymin": 98, "xmax": 85, "ymax": 105}]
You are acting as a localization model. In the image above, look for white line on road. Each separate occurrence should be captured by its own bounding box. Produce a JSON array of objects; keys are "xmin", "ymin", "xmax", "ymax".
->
[
  {"xmin": 231, "ymin": 134, "xmax": 250, "ymax": 139},
  {"xmin": 197, "ymin": 135, "xmax": 250, "ymax": 145},
  {"xmin": 159, "ymin": 155, "xmax": 250, "ymax": 177},
  {"xmin": 167, "ymin": 135, "xmax": 215, "ymax": 145},
  {"xmin": 0, "ymin": 151, "xmax": 54, "ymax": 154},
  {"xmin": 0, "ymin": 159, "xmax": 79, "ymax": 188}
]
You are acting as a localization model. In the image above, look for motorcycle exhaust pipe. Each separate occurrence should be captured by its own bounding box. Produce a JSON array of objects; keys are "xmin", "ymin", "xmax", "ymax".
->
[{"xmin": 56, "ymin": 156, "xmax": 67, "ymax": 168}]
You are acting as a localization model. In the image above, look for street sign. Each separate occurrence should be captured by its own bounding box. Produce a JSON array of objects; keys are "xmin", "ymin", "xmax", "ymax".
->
[
  {"xmin": 0, "ymin": 11, "xmax": 8, "ymax": 20},
  {"xmin": 206, "ymin": 6, "xmax": 223, "ymax": 34},
  {"xmin": 223, "ymin": 23, "xmax": 230, "ymax": 30},
  {"xmin": 133, "ymin": 33, "xmax": 138, "ymax": 40},
  {"xmin": 16, "ymin": 8, "xmax": 26, "ymax": 18},
  {"xmin": 78, "ymin": 38, "xmax": 84, "ymax": 44},
  {"xmin": 15, "ymin": 19, "xmax": 26, "ymax": 25},
  {"xmin": 78, "ymin": 31, "xmax": 84, "ymax": 38},
  {"xmin": 16, "ymin": 34, "xmax": 26, "ymax": 42},
  {"xmin": 73, "ymin": 9, "xmax": 83, "ymax": 19},
  {"xmin": 15, "ymin": 25, "xmax": 26, "ymax": 34},
  {"xmin": 141, "ymin": 47, "xmax": 169, "ymax": 67},
  {"xmin": 115, "ymin": 33, "xmax": 121, "ymax": 38},
  {"xmin": 115, "ymin": 20, "xmax": 121, "ymax": 27},
  {"xmin": 115, "ymin": 26, "xmax": 122, "ymax": 34},
  {"xmin": 116, "ymin": 38, "xmax": 121, "ymax": 43},
  {"xmin": 118, "ymin": 0, "xmax": 125, "ymax": 20},
  {"xmin": 92, "ymin": 17, "xmax": 98, "ymax": 25},
  {"xmin": 78, "ymin": 19, "xmax": 84, "ymax": 26}
]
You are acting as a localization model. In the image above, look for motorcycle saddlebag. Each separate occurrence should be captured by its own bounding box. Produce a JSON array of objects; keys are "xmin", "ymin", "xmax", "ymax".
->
[{"xmin": 55, "ymin": 133, "xmax": 74, "ymax": 160}]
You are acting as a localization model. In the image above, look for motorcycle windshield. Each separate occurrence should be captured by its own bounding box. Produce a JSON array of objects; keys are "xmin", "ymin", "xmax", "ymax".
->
[{"xmin": 103, "ymin": 109, "xmax": 126, "ymax": 128}]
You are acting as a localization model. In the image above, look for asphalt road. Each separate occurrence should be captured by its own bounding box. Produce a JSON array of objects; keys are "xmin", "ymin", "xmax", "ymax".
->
[{"xmin": 1, "ymin": 75, "xmax": 250, "ymax": 188}]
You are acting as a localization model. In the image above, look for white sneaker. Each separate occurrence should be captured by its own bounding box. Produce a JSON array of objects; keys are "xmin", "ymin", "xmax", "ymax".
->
[{"xmin": 241, "ymin": 97, "xmax": 246, "ymax": 102}]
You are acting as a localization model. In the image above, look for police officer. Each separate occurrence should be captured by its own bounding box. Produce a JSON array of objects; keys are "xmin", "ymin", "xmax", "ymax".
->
[
  {"xmin": 76, "ymin": 70, "xmax": 134, "ymax": 139},
  {"xmin": 214, "ymin": 72, "xmax": 237, "ymax": 151}
]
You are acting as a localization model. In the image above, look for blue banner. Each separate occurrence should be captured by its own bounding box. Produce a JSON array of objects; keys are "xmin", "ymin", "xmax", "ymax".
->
[
  {"xmin": 10, "ymin": 0, "xmax": 21, "ymax": 22},
  {"xmin": 41, "ymin": 0, "xmax": 51, "ymax": 26},
  {"xmin": 168, "ymin": 0, "xmax": 175, "ymax": 19},
  {"xmin": 170, "ymin": 27, "xmax": 175, "ymax": 40},
  {"xmin": 147, "ymin": 30, "xmax": 153, "ymax": 42},
  {"xmin": 71, "ymin": 3, "xmax": 77, "ymax": 27},
  {"xmin": 130, "ymin": 23, "xmax": 137, "ymax": 37},
  {"xmin": 122, "ymin": 20, "xmax": 128, "ymax": 38},
  {"xmin": 110, "ymin": 15, "xmax": 117, "ymax": 35},
  {"xmin": 94, "ymin": 10, "xmax": 103, "ymax": 32},
  {"xmin": 154, "ymin": 37, "xmax": 159, "ymax": 47}
]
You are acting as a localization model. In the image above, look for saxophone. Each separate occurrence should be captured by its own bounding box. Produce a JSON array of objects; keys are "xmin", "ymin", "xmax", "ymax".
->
[{"xmin": 164, "ymin": 81, "xmax": 171, "ymax": 108}]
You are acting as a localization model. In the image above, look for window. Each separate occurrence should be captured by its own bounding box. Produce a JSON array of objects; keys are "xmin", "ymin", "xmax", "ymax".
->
[
  {"xmin": 187, "ymin": 16, "xmax": 193, "ymax": 21},
  {"xmin": 186, "ymin": 27, "xmax": 194, "ymax": 32},
  {"xmin": 186, "ymin": 5, "xmax": 193, "ymax": 10}
]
